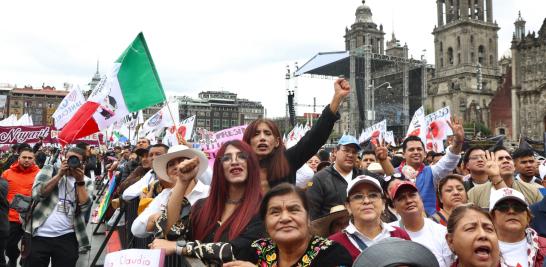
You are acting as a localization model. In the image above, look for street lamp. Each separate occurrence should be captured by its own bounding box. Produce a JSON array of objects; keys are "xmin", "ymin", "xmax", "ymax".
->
[{"xmin": 367, "ymin": 81, "xmax": 392, "ymax": 124}]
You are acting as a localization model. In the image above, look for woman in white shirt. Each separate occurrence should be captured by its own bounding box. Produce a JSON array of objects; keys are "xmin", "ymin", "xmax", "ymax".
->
[{"xmin": 489, "ymin": 188, "xmax": 545, "ymax": 267}]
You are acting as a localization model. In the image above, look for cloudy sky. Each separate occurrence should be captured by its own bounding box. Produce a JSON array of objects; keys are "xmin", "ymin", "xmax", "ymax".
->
[{"xmin": 0, "ymin": 0, "xmax": 544, "ymax": 118}]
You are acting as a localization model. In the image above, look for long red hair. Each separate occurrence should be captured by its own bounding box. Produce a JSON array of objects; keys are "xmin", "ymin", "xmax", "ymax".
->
[
  {"xmin": 191, "ymin": 140, "xmax": 263, "ymax": 241},
  {"xmin": 242, "ymin": 119, "xmax": 291, "ymax": 183}
]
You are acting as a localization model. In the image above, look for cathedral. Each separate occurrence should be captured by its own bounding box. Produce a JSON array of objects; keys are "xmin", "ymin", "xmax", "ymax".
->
[
  {"xmin": 510, "ymin": 13, "xmax": 546, "ymax": 140},
  {"xmin": 427, "ymin": 0, "xmax": 501, "ymax": 128}
]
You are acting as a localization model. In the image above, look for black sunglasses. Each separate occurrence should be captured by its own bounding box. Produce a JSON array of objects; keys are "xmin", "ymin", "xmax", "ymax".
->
[{"xmin": 494, "ymin": 201, "xmax": 527, "ymax": 213}]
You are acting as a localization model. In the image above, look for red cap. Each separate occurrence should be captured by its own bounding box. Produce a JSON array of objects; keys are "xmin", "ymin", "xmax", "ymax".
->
[{"xmin": 389, "ymin": 181, "xmax": 418, "ymax": 200}]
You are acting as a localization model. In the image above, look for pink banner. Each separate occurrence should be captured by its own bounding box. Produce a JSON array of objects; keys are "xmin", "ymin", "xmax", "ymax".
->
[
  {"xmin": 198, "ymin": 125, "xmax": 247, "ymax": 166},
  {"xmin": 0, "ymin": 126, "xmax": 103, "ymax": 145}
]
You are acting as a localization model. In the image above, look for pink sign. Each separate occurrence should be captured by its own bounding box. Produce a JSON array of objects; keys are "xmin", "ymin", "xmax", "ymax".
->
[{"xmin": 198, "ymin": 125, "xmax": 247, "ymax": 166}]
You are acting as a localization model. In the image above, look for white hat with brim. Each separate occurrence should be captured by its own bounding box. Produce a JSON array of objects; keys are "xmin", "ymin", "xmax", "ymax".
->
[
  {"xmin": 153, "ymin": 145, "xmax": 209, "ymax": 184},
  {"xmin": 489, "ymin": 187, "xmax": 528, "ymax": 212}
]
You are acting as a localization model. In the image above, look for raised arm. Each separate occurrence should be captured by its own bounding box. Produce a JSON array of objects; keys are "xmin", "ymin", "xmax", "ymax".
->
[{"xmin": 285, "ymin": 78, "xmax": 349, "ymax": 171}]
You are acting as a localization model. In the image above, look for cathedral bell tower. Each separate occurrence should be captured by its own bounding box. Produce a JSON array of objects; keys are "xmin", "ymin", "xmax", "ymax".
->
[{"xmin": 428, "ymin": 0, "xmax": 501, "ymax": 127}]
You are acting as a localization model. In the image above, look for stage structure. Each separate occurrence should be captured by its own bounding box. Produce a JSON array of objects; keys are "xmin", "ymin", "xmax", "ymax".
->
[{"xmin": 295, "ymin": 46, "xmax": 428, "ymax": 139}]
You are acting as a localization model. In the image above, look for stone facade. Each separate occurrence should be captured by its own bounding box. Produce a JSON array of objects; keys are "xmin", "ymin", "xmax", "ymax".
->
[
  {"xmin": 511, "ymin": 15, "xmax": 546, "ymax": 140},
  {"xmin": 7, "ymin": 85, "xmax": 68, "ymax": 125},
  {"xmin": 176, "ymin": 91, "xmax": 263, "ymax": 132},
  {"xmin": 427, "ymin": 0, "xmax": 501, "ymax": 127}
]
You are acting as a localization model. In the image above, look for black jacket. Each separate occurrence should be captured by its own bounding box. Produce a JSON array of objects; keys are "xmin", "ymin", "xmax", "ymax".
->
[
  {"xmin": 268, "ymin": 105, "xmax": 340, "ymax": 189},
  {"xmin": 0, "ymin": 179, "xmax": 9, "ymax": 238},
  {"xmin": 307, "ymin": 165, "xmax": 378, "ymax": 220}
]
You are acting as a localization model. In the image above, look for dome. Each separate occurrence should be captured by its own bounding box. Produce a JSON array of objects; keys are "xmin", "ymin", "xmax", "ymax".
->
[{"xmin": 355, "ymin": 0, "xmax": 373, "ymax": 23}]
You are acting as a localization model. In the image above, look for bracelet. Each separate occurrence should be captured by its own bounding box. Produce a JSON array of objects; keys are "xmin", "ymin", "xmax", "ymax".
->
[{"xmin": 175, "ymin": 245, "xmax": 183, "ymax": 255}]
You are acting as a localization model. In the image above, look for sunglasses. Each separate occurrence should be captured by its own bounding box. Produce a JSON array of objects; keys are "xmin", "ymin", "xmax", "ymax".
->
[{"xmin": 494, "ymin": 201, "xmax": 527, "ymax": 213}]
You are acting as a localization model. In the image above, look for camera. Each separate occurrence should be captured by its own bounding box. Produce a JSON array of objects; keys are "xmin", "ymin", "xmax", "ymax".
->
[{"xmin": 67, "ymin": 156, "xmax": 81, "ymax": 169}]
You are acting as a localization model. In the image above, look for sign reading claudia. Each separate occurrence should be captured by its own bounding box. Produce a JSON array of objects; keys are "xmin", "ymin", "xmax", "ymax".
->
[{"xmin": 104, "ymin": 249, "xmax": 164, "ymax": 267}]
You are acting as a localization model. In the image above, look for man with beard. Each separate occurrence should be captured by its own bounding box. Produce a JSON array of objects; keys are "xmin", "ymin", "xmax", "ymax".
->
[
  {"xmin": 468, "ymin": 146, "xmax": 543, "ymax": 209},
  {"xmin": 1, "ymin": 147, "xmax": 40, "ymax": 267}
]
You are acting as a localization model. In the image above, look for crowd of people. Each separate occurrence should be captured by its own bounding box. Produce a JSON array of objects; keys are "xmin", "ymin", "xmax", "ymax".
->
[{"xmin": 0, "ymin": 78, "xmax": 545, "ymax": 267}]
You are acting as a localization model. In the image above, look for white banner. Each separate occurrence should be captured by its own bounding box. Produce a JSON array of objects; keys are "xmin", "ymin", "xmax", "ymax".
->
[
  {"xmin": 52, "ymin": 87, "xmax": 86, "ymax": 129},
  {"xmin": 405, "ymin": 106, "xmax": 426, "ymax": 143},
  {"xmin": 141, "ymin": 102, "xmax": 179, "ymax": 135},
  {"xmin": 358, "ymin": 120, "xmax": 387, "ymax": 145},
  {"xmin": 104, "ymin": 249, "xmax": 164, "ymax": 267},
  {"xmin": 424, "ymin": 106, "xmax": 452, "ymax": 152}
]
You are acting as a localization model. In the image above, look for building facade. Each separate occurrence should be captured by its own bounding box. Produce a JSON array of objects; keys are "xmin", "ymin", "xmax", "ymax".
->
[
  {"xmin": 428, "ymin": 0, "xmax": 501, "ymax": 127},
  {"xmin": 511, "ymin": 15, "xmax": 546, "ymax": 140},
  {"xmin": 176, "ymin": 91, "xmax": 263, "ymax": 132},
  {"xmin": 343, "ymin": 1, "xmax": 426, "ymax": 138},
  {"xmin": 7, "ymin": 85, "xmax": 68, "ymax": 126}
]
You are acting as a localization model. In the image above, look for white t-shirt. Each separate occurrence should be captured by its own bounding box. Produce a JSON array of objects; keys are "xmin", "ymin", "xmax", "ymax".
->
[
  {"xmin": 35, "ymin": 176, "xmax": 77, "ymax": 237},
  {"xmin": 131, "ymin": 180, "xmax": 210, "ymax": 238},
  {"xmin": 499, "ymin": 239, "xmax": 528, "ymax": 267},
  {"xmin": 390, "ymin": 218, "xmax": 453, "ymax": 267},
  {"xmin": 333, "ymin": 164, "xmax": 353, "ymax": 184}
]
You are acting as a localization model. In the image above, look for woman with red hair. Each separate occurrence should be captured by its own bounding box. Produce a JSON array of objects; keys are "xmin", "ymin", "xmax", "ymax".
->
[
  {"xmin": 149, "ymin": 140, "xmax": 264, "ymax": 265},
  {"xmin": 243, "ymin": 78, "xmax": 350, "ymax": 191}
]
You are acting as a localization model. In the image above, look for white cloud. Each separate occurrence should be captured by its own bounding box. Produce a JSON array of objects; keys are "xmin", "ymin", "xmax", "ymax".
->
[{"xmin": 0, "ymin": 0, "xmax": 544, "ymax": 117}]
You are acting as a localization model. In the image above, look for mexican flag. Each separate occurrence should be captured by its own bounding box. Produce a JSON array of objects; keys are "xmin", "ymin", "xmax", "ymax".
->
[{"xmin": 58, "ymin": 33, "xmax": 166, "ymax": 145}]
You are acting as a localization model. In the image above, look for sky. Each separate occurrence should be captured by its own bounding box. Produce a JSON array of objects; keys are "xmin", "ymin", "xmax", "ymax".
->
[{"xmin": 0, "ymin": 0, "xmax": 544, "ymax": 118}]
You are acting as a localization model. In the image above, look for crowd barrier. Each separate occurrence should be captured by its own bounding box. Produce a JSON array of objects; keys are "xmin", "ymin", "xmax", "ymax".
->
[{"xmin": 91, "ymin": 186, "xmax": 203, "ymax": 266}]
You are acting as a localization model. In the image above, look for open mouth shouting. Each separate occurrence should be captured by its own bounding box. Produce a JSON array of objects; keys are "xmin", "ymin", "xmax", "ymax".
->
[{"xmin": 473, "ymin": 244, "xmax": 492, "ymax": 261}]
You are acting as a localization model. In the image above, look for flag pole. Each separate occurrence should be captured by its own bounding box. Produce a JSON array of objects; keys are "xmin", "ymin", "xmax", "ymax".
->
[{"xmin": 164, "ymin": 101, "xmax": 184, "ymax": 145}]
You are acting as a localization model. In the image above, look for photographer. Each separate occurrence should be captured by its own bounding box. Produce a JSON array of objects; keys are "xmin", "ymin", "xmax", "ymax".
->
[{"xmin": 23, "ymin": 147, "xmax": 93, "ymax": 267}]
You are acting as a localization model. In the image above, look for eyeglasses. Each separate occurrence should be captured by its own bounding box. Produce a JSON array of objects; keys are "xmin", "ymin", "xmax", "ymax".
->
[
  {"xmin": 494, "ymin": 201, "xmax": 527, "ymax": 213},
  {"xmin": 220, "ymin": 152, "xmax": 249, "ymax": 164},
  {"xmin": 348, "ymin": 192, "xmax": 382, "ymax": 203},
  {"xmin": 339, "ymin": 147, "xmax": 358, "ymax": 155},
  {"xmin": 468, "ymin": 155, "xmax": 484, "ymax": 161}
]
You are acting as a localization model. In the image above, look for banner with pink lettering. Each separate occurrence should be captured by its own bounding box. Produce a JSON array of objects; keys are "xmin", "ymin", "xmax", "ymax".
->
[
  {"xmin": 197, "ymin": 125, "xmax": 247, "ymax": 166},
  {"xmin": 0, "ymin": 126, "xmax": 103, "ymax": 145}
]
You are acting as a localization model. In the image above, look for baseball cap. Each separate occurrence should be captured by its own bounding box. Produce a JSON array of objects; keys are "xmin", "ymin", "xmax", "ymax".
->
[
  {"xmin": 489, "ymin": 187, "xmax": 528, "ymax": 212},
  {"xmin": 337, "ymin": 135, "xmax": 361, "ymax": 151},
  {"xmin": 347, "ymin": 175, "xmax": 383, "ymax": 197},
  {"xmin": 353, "ymin": 237, "xmax": 439, "ymax": 267},
  {"xmin": 388, "ymin": 180, "xmax": 418, "ymax": 200}
]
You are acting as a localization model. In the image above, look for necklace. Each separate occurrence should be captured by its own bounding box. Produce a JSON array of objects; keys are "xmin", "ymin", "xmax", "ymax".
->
[{"xmin": 226, "ymin": 198, "xmax": 242, "ymax": 205}]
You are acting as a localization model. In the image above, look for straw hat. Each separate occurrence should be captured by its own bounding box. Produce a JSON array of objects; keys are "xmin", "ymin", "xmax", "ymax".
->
[
  {"xmin": 152, "ymin": 145, "xmax": 209, "ymax": 184},
  {"xmin": 311, "ymin": 205, "xmax": 349, "ymax": 237}
]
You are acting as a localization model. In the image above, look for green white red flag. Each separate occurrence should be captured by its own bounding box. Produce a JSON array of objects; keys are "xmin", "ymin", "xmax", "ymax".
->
[{"xmin": 58, "ymin": 32, "xmax": 166, "ymax": 145}]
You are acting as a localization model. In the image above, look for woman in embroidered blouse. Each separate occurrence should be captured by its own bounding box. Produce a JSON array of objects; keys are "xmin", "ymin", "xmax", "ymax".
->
[
  {"xmin": 430, "ymin": 174, "xmax": 468, "ymax": 226},
  {"xmin": 225, "ymin": 183, "xmax": 353, "ymax": 267},
  {"xmin": 445, "ymin": 204, "xmax": 500, "ymax": 267},
  {"xmin": 149, "ymin": 140, "xmax": 265, "ymax": 265},
  {"xmin": 329, "ymin": 175, "xmax": 411, "ymax": 261}
]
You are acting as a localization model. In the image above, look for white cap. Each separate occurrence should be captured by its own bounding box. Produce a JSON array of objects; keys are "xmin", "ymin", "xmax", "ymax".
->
[
  {"xmin": 347, "ymin": 175, "xmax": 383, "ymax": 197},
  {"xmin": 489, "ymin": 188, "xmax": 528, "ymax": 212},
  {"xmin": 367, "ymin": 162, "xmax": 384, "ymax": 175}
]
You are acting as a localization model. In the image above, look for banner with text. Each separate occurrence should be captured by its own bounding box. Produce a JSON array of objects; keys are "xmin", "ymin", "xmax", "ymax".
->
[
  {"xmin": 197, "ymin": 125, "xmax": 247, "ymax": 166},
  {"xmin": 424, "ymin": 106, "xmax": 452, "ymax": 152},
  {"xmin": 52, "ymin": 87, "xmax": 86, "ymax": 129}
]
